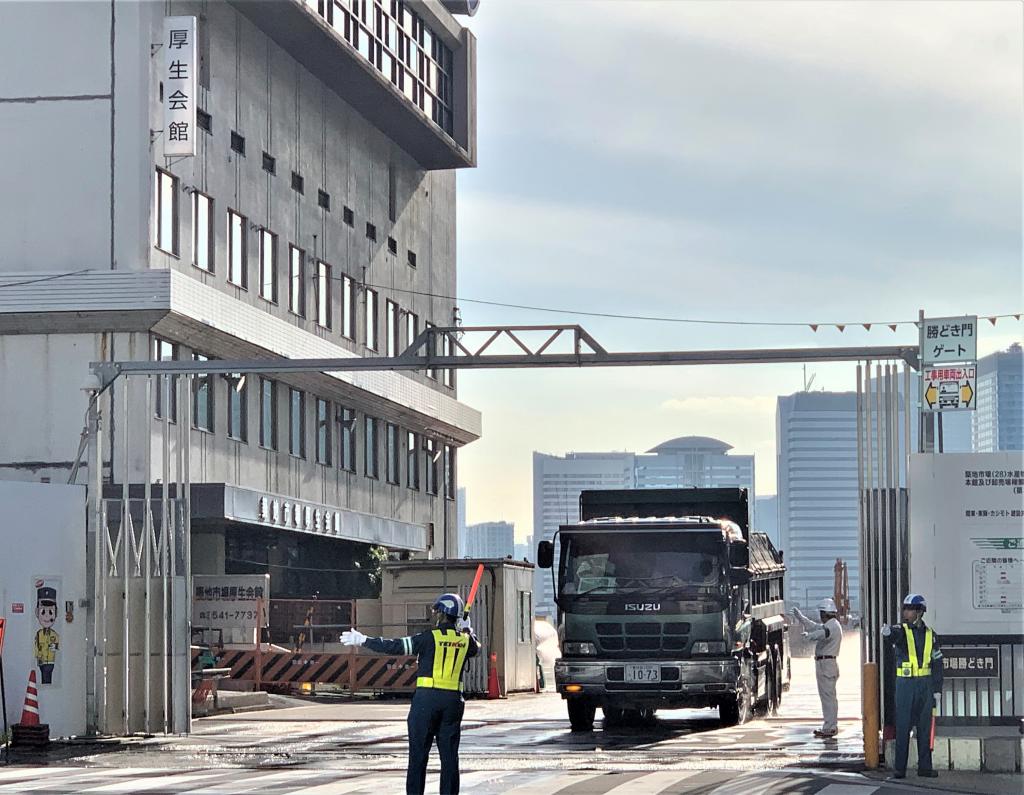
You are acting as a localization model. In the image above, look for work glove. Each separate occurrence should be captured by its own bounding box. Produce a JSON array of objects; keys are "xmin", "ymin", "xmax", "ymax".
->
[
  {"xmin": 456, "ymin": 617, "xmax": 472, "ymax": 633},
  {"xmin": 341, "ymin": 628, "xmax": 367, "ymax": 646},
  {"xmin": 801, "ymin": 631, "xmax": 810, "ymax": 639},
  {"xmin": 881, "ymin": 623, "xmax": 892, "ymax": 637},
  {"xmin": 933, "ymin": 693, "xmax": 941, "ymax": 712}
]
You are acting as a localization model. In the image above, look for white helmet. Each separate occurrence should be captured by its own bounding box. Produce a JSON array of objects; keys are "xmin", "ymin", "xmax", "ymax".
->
[{"xmin": 817, "ymin": 597, "xmax": 838, "ymax": 613}]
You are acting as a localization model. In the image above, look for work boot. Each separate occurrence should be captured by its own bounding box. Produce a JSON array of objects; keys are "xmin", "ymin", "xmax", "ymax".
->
[
  {"xmin": 890, "ymin": 771, "xmax": 906, "ymax": 779},
  {"xmin": 918, "ymin": 769, "xmax": 938, "ymax": 778}
]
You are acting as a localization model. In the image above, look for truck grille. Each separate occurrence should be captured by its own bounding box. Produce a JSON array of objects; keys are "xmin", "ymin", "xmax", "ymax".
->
[{"xmin": 595, "ymin": 622, "xmax": 691, "ymax": 654}]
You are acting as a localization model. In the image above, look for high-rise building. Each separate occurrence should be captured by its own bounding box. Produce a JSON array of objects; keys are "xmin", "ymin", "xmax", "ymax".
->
[
  {"xmin": 0, "ymin": 1, "xmax": 480, "ymax": 594},
  {"xmin": 462, "ymin": 520, "xmax": 514, "ymax": 559},
  {"xmin": 513, "ymin": 535, "xmax": 533, "ymax": 563},
  {"xmin": 531, "ymin": 437, "xmax": 755, "ymax": 619},
  {"xmin": 754, "ymin": 495, "xmax": 780, "ymax": 548},
  {"xmin": 973, "ymin": 343, "xmax": 1024, "ymax": 452}
]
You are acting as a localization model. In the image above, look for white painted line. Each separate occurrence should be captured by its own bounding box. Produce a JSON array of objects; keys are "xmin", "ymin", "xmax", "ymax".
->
[
  {"xmin": 0, "ymin": 769, "xmax": 132, "ymax": 791},
  {"xmin": 606, "ymin": 770, "xmax": 703, "ymax": 794},
  {"xmin": 280, "ymin": 774, "xmax": 402, "ymax": 795},
  {"xmin": 816, "ymin": 785, "xmax": 880, "ymax": 794},
  {"xmin": 78, "ymin": 771, "xmax": 229, "ymax": 793},
  {"xmin": 0, "ymin": 768, "xmax": 76, "ymax": 783},
  {"xmin": 502, "ymin": 772, "xmax": 596, "ymax": 794},
  {"xmin": 185, "ymin": 769, "xmax": 327, "ymax": 794}
]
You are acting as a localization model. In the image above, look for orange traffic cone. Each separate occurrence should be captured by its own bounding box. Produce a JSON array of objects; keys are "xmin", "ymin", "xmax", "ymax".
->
[
  {"xmin": 486, "ymin": 652, "xmax": 502, "ymax": 699},
  {"xmin": 19, "ymin": 670, "xmax": 40, "ymax": 726}
]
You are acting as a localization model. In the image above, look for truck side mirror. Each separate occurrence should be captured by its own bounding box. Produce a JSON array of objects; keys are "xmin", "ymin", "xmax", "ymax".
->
[
  {"xmin": 728, "ymin": 544, "xmax": 749, "ymax": 568},
  {"xmin": 729, "ymin": 568, "xmax": 751, "ymax": 585},
  {"xmin": 537, "ymin": 540, "xmax": 554, "ymax": 569}
]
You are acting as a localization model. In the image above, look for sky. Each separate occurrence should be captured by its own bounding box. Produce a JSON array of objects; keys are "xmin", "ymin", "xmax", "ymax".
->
[{"xmin": 453, "ymin": 1, "xmax": 1023, "ymax": 540}]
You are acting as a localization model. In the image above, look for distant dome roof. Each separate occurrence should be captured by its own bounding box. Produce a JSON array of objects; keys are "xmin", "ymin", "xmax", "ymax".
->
[{"xmin": 647, "ymin": 436, "xmax": 733, "ymax": 454}]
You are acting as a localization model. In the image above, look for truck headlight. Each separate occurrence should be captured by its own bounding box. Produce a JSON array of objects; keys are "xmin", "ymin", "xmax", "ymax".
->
[
  {"xmin": 562, "ymin": 641, "xmax": 598, "ymax": 656},
  {"xmin": 692, "ymin": 641, "xmax": 727, "ymax": 654}
]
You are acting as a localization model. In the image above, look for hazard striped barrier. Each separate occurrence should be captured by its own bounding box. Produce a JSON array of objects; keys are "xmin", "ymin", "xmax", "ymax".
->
[{"xmin": 207, "ymin": 649, "xmax": 418, "ymax": 694}]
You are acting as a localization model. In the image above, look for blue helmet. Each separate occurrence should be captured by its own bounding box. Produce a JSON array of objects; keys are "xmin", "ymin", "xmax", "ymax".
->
[
  {"xmin": 902, "ymin": 593, "xmax": 926, "ymax": 612},
  {"xmin": 432, "ymin": 593, "xmax": 464, "ymax": 618}
]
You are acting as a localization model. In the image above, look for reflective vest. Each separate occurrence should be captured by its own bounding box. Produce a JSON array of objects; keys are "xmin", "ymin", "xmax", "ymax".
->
[
  {"xmin": 416, "ymin": 629, "xmax": 470, "ymax": 691},
  {"xmin": 897, "ymin": 624, "xmax": 933, "ymax": 678}
]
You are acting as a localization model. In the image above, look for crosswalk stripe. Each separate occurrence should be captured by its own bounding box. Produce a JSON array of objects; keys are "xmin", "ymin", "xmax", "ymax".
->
[
  {"xmin": 78, "ymin": 771, "xmax": 231, "ymax": 793},
  {"xmin": 815, "ymin": 785, "xmax": 880, "ymax": 794},
  {"xmin": 187, "ymin": 769, "xmax": 328, "ymax": 793},
  {"xmin": 0, "ymin": 769, "xmax": 133, "ymax": 792},
  {"xmin": 605, "ymin": 771, "xmax": 703, "ymax": 794},
  {"xmin": 0, "ymin": 767, "xmax": 77, "ymax": 783},
  {"xmin": 502, "ymin": 772, "xmax": 595, "ymax": 794},
  {"xmin": 279, "ymin": 774, "xmax": 399, "ymax": 795}
]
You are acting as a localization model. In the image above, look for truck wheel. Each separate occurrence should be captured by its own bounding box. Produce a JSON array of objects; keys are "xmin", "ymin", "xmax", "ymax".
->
[
  {"xmin": 567, "ymin": 698, "xmax": 596, "ymax": 732},
  {"xmin": 772, "ymin": 648, "xmax": 784, "ymax": 713},
  {"xmin": 720, "ymin": 669, "xmax": 753, "ymax": 726},
  {"xmin": 603, "ymin": 707, "xmax": 624, "ymax": 726}
]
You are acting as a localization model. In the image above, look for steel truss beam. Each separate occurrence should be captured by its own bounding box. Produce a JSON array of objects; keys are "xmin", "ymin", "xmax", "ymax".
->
[{"xmin": 92, "ymin": 325, "xmax": 919, "ymax": 386}]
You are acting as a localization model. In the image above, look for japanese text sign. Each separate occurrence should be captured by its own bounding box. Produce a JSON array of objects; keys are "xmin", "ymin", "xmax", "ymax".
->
[
  {"xmin": 163, "ymin": 17, "xmax": 197, "ymax": 157},
  {"xmin": 942, "ymin": 647, "xmax": 999, "ymax": 679},
  {"xmin": 192, "ymin": 574, "xmax": 269, "ymax": 632},
  {"xmin": 920, "ymin": 315, "xmax": 977, "ymax": 365},
  {"xmin": 922, "ymin": 365, "xmax": 976, "ymax": 412}
]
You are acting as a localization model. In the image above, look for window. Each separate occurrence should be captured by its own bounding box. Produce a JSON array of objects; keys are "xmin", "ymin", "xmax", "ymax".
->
[
  {"xmin": 386, "ymin": 423, "xmax": 400, "ymax": 484},
  {"xmin": 315, "ymin": 261, "xmax": 332, "ymax": 328},
  {"xmin": 262, "ymin": 152, "xmax": 276, "ymax": 174},
  {"xmin": 517, "ymin": 591, "xmax": 533, "ymax": 643},
  {"xmin": 425, "ymin": 438, "xmax": 438, "ymax": 495},
  {"xmin": 443, "ymin": 444, "xmax": 455, "ymax": 499},
  {"xmin": 230, "ymin": 130, "xmax": 246, "ymax": 155},
  {"xmin": 318, "ymin": 189, "xmax": 331, "ymax": 211},
  {"xmin": 341, "ymin": 274, "xmax": 357, "ymax": 340},
  {"xmin": 289, "ymin": 245, "xmax": 305, "ymax": 317},
  {"xmin": 407, "ymin": 250, "xmax": 417, "ymax": 268},
  {"xmin": 365, "ymin": 222, "xmax": 377, "ymax": 242},
  {"xmin": 291, "ymin": 171, "xmax": 304, "ymax": 194},
  {"xmin": 340, "ymin": 407, "xmax": 356, "ymax": 472},
  {"xmin": 197, "ymin": 109, "xmax": 212, "ymax": 133},
  {"xmin": 227, "ymin": 210, "xmax": 247, "ymax": 288},
  {"xmin": 192, "ymin": 353, "xmax": 214, "ymax": 432},
  {"xmin": 387, "ymin": 236, "xmax": 398, "ymax": 255},
  {"xmin": 289, "ymin": 388, "xmax": 306, "ymax": 458},
  {"xmin": 226, "ymin": 373, "xmax": 247, "ymax": 442},
  {"xmin": 406, "ymin": 431, "xmax": 419, "ymax": 489},
  {"xmin": 388, "ymin": 162, "xmax": 397, "ymax": 222},
  {"xmin": 405, "ymin": 311, "xmax": 419, "ymax": 349},
  {"xmin": 425, "ymin": 322, "xmax": 437, "ymax": 380},
  {"xmin": 386, "ymin": 300, "xmax": 399, "ymax": 356},
  {"xmin": 154, "ymin": 168, "xmax": 179, "ymax": 255},
  {"xmin": 343, "ymin": 206, "xmax": 354, "ymax": 227},
  {"xmin": 364, "ymin": 416, "xmax": 379, "ymax": 478},
  {"xmin": 365, "ymin": 288, "xmax": 379, "ymax": 350},
  {"xmin": 259, "ymin": 228, "xmax": 277, "ymax": 302},
  {"xmin": 192, "ymin": 192, "xmax": 213, "ymax": 272},
  {"xmin": 260, "ymin": 378, "xmax": 278, "ymax": 450},
  {"xmin": 315, "ymin": 398, "xmax": 332, "ymax": 465},
  {"xmin": 153, "ymin": 337, "xmax": 178, "ymax": 421}
]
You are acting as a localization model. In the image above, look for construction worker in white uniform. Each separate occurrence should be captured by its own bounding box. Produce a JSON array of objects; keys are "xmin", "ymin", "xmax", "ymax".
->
[{"xmin": 792, "ymin": 598, "xmax": 843, "ymax": 737}]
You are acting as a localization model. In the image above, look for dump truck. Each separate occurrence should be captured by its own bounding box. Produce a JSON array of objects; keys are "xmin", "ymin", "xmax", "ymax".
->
[{"xmin": 537, "ymin": 487, "xmax": 789, "ymax": 731}]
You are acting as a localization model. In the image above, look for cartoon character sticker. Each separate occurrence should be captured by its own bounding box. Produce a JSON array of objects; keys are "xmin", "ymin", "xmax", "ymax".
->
[{"xmin": 32, "ymin": 578, "xmax": 60, "ymax": 685}]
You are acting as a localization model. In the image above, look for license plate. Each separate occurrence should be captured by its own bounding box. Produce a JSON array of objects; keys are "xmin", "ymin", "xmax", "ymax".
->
[{"xmin": 624, "ymin": 664, "xmax": 661, "ymax": 683}]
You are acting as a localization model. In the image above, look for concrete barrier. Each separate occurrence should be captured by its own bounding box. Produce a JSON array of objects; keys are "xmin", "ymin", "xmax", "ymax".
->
[{"xmin": 884, "ymin": 735, "xmax": 1020, "ymax": 773}]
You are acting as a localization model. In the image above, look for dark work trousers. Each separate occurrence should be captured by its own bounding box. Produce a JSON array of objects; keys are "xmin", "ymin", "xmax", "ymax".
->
[
  {"xmin": 406, "ymin": 688, "xmax": 465, "ymax": 795},
  {"xmin": 893, "ymin": 677, "xmax": 934, "ymax": 774}
]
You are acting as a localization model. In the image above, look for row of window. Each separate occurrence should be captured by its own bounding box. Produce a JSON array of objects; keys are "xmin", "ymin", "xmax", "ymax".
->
[
  {"xmin": 155, "ymin": 170, "xmax": 453, "ymax": 386},
  {"xmin": 153, "ymin": 338, "xmax": 456, "ymax": 498}
]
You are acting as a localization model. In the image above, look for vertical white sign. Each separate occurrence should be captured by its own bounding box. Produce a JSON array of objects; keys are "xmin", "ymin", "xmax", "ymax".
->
[{"xmin": 163, "ymin": 16, "xmax": 197, "ymax": 157}]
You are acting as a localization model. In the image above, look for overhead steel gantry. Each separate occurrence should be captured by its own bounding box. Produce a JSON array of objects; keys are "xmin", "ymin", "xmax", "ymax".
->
[{"xmin": 92, "ymin": 324, "xmax": 920, "ymax": 385}]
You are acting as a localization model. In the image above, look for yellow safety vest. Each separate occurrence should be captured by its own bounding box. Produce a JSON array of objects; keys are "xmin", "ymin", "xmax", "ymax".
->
[
  {"xmin": 897, "ymin": 624, "xmax": 933, "ymax": 678},
  {"xmin": 416, "ymin": 629, "xmax": 470, "ymax": 691}
]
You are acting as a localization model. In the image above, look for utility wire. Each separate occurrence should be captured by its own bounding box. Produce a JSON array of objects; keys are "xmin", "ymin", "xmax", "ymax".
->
[{"xmin": 0, "ymin": 269, "xmax": 94, "ymax": 289}]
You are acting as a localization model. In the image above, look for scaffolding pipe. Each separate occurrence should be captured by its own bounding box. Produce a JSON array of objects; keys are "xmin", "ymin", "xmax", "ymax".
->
[{"xmin": 143, "ymin": 376, "xmax": 153, "ymax": 735}]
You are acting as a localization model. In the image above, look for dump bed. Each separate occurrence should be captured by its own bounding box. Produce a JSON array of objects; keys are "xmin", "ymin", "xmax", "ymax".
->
[{"xmin": 579, "ymin": 487, "xmax": 750, "ymax": 538}]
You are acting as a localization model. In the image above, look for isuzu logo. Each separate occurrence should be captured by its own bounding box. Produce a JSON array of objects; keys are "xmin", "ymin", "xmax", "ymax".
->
[{"xmin": 624, "ymin": 603, "xmax": 662, "ymax": 612}]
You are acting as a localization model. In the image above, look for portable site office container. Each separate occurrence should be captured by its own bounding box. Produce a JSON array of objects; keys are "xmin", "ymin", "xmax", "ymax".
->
[{"xmin": 379, "ymin": 560, "xmax": 536, "ymax": 696}]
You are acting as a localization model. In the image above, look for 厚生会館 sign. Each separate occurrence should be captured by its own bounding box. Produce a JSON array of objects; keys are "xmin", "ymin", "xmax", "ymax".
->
[
  {"xmin": 162, "ymin": 17, "xmax": 197, "ymax": 157},
  {"xmin": 192, "ymin": 574, "xmax": 269, "ymax": 644}
]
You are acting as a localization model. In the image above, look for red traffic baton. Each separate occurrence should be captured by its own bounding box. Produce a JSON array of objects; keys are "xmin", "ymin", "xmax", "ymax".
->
[{"xmin": 463, "ymin": 564, "xmax": 485, "ymax": 623}]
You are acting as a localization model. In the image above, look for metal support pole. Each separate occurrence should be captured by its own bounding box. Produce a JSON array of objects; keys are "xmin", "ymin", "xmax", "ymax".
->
[
  {"xmin": 856, "ymin": 364, "xmax": 866, "ymax": 663},
  {"xmin": 864, "ymin": 662, "xmax": 880, "ymax": 768},
  {"xmin": 901, "ymin": 364, "xmax": 912, "ymax": 602},
  {"xmin": 88, "ymin": 390, "xmax": 105, "ymax": 734},
  {"xmin": 121, "ymin": 377, "xmax": 131, "ymax": 736},
  {"xmin": 180, "ymin": 374, "xmax": 192, "ymax": 734},
  {"xmin": 143, "ymin": 377, "xmax": 153, "ymax": 735},
  {"xmin": 161, "ymin": 375, "xmax": 170, "ymax": 734},
  {"xmin": 864, "ymin": 362, "xmax": 875, "ymax": 663}
]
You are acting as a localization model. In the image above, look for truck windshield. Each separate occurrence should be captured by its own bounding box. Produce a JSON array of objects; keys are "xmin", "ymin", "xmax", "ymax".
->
[{"xmin": 559, "ymin": 532, "xmax": 724, "ymax": 596}]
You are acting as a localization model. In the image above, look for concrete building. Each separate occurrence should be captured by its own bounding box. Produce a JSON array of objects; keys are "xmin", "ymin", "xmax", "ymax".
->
[
  {"xmin": 531, "ymin": 437, "xmax": 755, "ymax": 619},
  {"xmin": 461, "ymin": 520, "xmax": 514, "ymax": 559},
  {"xmin": 513, "ymin": 535, "xmax": 532, "ymax": 563},
  {"xmin": 0, "ymin": 0, "xmax": 480, "ymax": 598},
  {"xmin": 754, "ymin": 495, "xmax": 780, "ymax": 548},
  {"xmin": 973, "ymin": 343, "xmax": 1024, "ymax": 452}
]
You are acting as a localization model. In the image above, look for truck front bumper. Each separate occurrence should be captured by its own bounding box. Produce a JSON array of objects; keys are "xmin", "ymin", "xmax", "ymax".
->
[{"xmin": 554, "ymin": 658, "xmax": 740, "ymax": 701}]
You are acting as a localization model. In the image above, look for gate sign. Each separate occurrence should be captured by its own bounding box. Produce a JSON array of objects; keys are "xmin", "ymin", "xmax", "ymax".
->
[
  {"xmin": 943, "ymin": 647, "xmax": 999, "ymax": 678},
  {"xmin": 921, "ymin": 315, "xmax": 977, "ymax": 365},
  {"xmin": 193, "ymin": 574, "xmax": 269, "ymax": 636},
  {"xmin": 163, "ymin": 17, "xmax": 197, "ymax": 157},
  {"xmin": 923, "ymin": 365, "xmax": 976, "ymax": 412}
]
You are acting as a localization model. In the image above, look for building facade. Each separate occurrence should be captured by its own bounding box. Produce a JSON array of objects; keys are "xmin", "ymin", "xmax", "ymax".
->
[
  {"xmin": 973, "ymin": 343, "xmax": 1024, "ymax": 452},
  {"xmin": 461, "ymin": 520, "xmax": 514, "ymax": 559},
  {"xmin": 531, "ymin": 437, "xmax": 755, "ymax": 619},
  {"xmin": 0, "ymin": 0, "xmax": 480, "ymax": 597}
]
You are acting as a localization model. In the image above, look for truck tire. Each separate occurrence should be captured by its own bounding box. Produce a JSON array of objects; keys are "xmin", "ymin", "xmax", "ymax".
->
[
  {"xmin": 602, "ymin": 707, "xmax": 624, "ymax": 726},
  {"xmin": 720, "ymin": 666, "xmax": 753, "ymax": 726},
  {"xmin": 771, "ymin": 647, "xmax": 784, "ymax": 713},
  {"xmin": 567, "ymin": 698, "xmax": 596, "ymax": 732}
]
